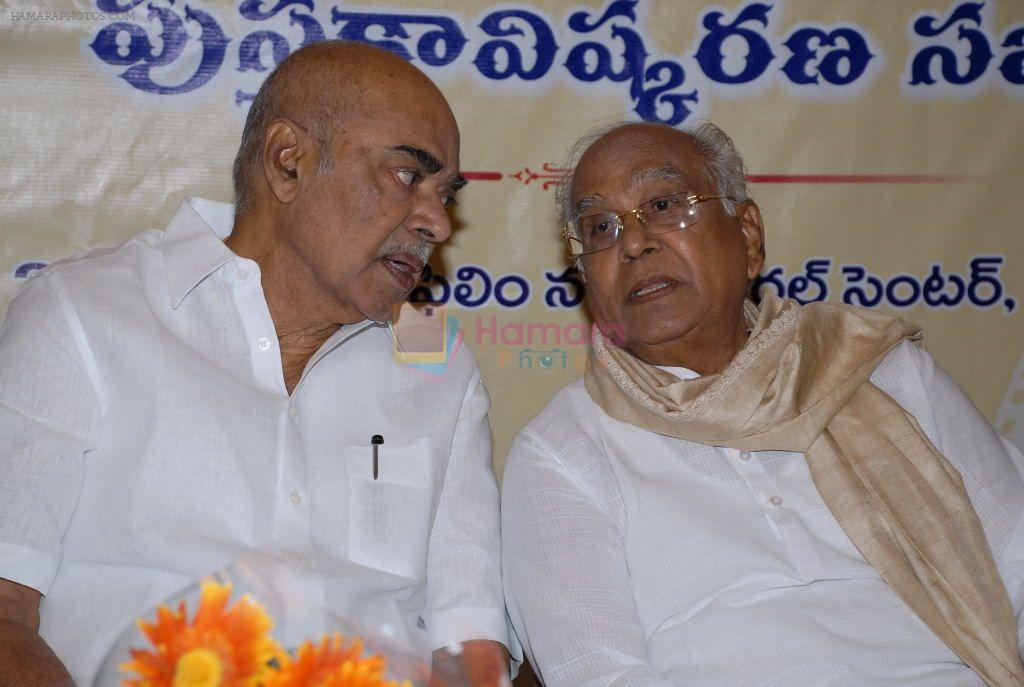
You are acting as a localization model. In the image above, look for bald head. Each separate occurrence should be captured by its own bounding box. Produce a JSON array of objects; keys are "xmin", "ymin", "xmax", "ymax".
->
[{"xmin": 232, "ymin": 40, "xmax": 453, "ymax": 213}]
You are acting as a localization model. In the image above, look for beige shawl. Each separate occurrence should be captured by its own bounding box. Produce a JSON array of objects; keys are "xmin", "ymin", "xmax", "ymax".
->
[{"xmin": 585, "ymin": 293, "xmax": 1024, "ymax": 686}]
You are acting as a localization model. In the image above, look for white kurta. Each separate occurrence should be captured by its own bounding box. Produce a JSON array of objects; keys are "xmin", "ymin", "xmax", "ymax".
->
[
  {"xmin": 0, "ymin": 198, "xmax": 508, "ymax": 685},
  {"xmin": 502, "ymin": 340, "xmax": 1024, "ymax": 687}
]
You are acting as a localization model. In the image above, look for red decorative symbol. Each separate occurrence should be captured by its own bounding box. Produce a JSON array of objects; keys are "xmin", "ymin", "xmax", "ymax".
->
[
  {"xmin": 462, "ymin": 171, "xmax": 504, "ymax": 181},
  {"xmin": 510, "ymin": 162, "xmax": 570, "ymax": 190},
  {"xmin": 747, "ymin": 173, "xmax": 981, "ymax": 184},
  {"xmin": 458, "ymin": 169, "xmax": 982, "ymax": 189}
]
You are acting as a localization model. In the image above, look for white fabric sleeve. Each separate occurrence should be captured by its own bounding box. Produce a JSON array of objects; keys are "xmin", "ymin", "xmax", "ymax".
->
[
  {"xmin": 502, "ymin": 430, "xmax": 676, "ymax": 687},
  {"xmin": 875, "ymin": 341, "xmax": 1024, "ymax": 658},
  {"xmin": 422, "ymin": 372, "xmax": 511, "ymax": 653},
  {"xmin": 0, "ymin": 271, "xmax": 100, "ymax": 595}
]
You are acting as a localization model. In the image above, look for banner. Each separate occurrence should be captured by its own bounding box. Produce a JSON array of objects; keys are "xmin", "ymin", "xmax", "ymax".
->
[{"xmin": 2, "ymin": 0, "xmax": 1023, "ymax": 472}]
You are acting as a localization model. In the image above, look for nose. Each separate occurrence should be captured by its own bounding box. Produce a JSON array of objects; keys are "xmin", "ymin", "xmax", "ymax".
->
[
  {"xmin": 618, "ymin": 211, "xmax": 658, "ymax": 261},
  {"xmin": 408, "ymin": 187, "xmax": 453, "ymax": 244}
]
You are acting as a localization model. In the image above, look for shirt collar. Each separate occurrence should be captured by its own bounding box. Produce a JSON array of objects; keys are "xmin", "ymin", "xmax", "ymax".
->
[
  {"xmin": 158, "ymin": 198, "xmax": 382, "ymax": 343},
  {"xmin": 160, "ymin": 197, "xmax": 237, "ymax": 308},
  {"xmin": 656, "ymin": 364, "xmax": 700, "ymax": 381}
]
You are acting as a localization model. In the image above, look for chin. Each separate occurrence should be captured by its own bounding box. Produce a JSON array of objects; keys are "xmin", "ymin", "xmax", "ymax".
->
[
  {"xmin": 361, "ymin": 291, "xmax": 410, "ymax": 324},
  {"xmin": 623, "ymin": 317, "xmax": 694, "ymax": 348},
  {"xmin": 362, "ymin": 302, "xmax": 399, "ymax": 324}
]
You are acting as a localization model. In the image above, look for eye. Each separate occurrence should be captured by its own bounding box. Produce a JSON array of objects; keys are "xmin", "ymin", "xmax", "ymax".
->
[
  {"xmin": 395, "ymin": 169, "xmax": 422, "ymax": 187},
  {"xmin": 441, "ymin": 194, "xmax": 457, "ymax": 209},
  {"xmin": 649, "ymin": 194, "xmax": 681, "ymax": 214},
  {"xmin": 589, "ymin": 216, "xmax": 615, "ymax": 236}
]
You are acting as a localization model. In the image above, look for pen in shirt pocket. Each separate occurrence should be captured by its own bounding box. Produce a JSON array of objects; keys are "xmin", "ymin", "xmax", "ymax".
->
[{"xmin": 371, "ymin": 434, "xmax": 383, "ymax": 480}]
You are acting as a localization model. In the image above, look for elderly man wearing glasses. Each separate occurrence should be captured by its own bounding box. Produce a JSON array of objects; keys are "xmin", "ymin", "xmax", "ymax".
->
[{"xmin": 501, "ymin": 121, "xmax": 1024, "ymax": 687}]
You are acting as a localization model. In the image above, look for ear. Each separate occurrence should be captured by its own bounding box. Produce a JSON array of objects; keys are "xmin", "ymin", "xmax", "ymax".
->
[
  {"xmin": 737, "ymin": 200, "xmax": 766, "ymax": 282},
  {"xmin": 261, "ymin": 119, "xmax": 307, "ymax": 205}
]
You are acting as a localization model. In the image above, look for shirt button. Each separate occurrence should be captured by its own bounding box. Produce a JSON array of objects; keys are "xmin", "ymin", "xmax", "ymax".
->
[
  {"xmin": 256, "ymin": 337, "xmax": 272, "ymax": 351},
  {"xmin": 289, "ymin": 405, "xmax": 299, "ymax": 419},
  {"xmin": 289, "ymin": 490, "xmax": 302, "ymax": 506},
  {"xmin": 236, "ymin": 268, "xmax": 250, "ymax": 280},
  {"xmin": 739, "ymin": 451, "xmax": 752, "ymax": 461},
  {"xmin": 297, "ymin": 555, "xmax": 310, "ymax": 567},
  {"xmin": 768, "ymin": 495, "xmax": 784, "ymax": 508}
]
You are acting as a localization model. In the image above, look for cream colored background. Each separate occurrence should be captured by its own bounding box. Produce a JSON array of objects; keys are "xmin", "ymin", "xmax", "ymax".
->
[{"xmin": 1, "ymin": 0, "xmax": 1022, "ymax": 475}]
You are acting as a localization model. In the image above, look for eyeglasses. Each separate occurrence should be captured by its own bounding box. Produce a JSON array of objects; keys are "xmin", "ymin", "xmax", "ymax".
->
[{"xmin": 562, "ymin": 192, "xmax": 734, "ymax": 257}]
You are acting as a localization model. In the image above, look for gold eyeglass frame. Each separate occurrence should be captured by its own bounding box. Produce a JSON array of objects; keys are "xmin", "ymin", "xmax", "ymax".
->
[{"xmin": 561, "ymin": 192, "xmax": 734, "ymax": 257}]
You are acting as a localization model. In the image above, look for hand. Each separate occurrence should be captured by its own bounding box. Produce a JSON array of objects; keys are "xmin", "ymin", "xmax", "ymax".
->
[
  {"xmin": 430, "ymin": 639, "xmax": 510, "ymax": 687},
  {"xmin": 0, "ymin": 579, "xmax": 75, "ymax": 687}
]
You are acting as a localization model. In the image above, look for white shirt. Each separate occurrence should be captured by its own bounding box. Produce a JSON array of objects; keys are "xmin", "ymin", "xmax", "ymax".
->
[
  {"xmin": 502, "ymin": 341, "xmax": 1024, "ymax": 687},
  {"xmin": 0, "ymin": 198, "xmax": 508, "ymax": 685}
]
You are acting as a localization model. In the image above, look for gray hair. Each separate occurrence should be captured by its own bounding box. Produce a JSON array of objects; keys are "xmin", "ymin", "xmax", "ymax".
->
[{"xmin": 555, "ymin": 119, "xmax": 752, "ymax": 228}]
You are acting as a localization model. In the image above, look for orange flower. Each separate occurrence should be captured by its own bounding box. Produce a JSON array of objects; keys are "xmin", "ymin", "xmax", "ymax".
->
[
  {"xmin": 121, "ymin": 581, "xmax": 282, "ymax": 687},
  {"xmin": 265, "ymin": 633, "xmax": 412, "ymax": 687}
]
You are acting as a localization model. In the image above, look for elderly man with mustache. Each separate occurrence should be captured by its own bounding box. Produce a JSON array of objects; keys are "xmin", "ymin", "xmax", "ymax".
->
[
  {"xmin": 0, "ymin": 41, "xmax": 510, "ymax": 687},
  {"xmin": 501, "ymin": 121, "xmax": 1024, "ymax": 687}
]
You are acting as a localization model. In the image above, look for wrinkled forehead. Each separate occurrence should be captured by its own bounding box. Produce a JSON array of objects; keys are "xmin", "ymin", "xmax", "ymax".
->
[
  {"xmin": 357, "ymin": 83, "xmax": 461, "ymax": 164},
  {"xmin": 570, "ymin": 128, "xmax": 708, "ymax": 207}
]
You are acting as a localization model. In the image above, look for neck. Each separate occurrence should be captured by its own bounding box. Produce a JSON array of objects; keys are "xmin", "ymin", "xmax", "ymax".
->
[
  {"xmin": 226, "ymin": 210, "xmax": 358, "ymax": 393},
  {"xmin": 625, "ymin": 312, "xmax": 750, "ymax": 375}
]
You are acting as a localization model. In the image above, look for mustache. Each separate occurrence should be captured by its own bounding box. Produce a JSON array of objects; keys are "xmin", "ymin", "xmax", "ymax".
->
[{"xmin": 380, "ymin": 242, "xmax": 432, "ymax": 265}]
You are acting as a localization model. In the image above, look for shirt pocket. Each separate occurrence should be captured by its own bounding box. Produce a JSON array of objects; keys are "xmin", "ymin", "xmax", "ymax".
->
[{"xmin": 344, "ymin": 437, "xmax": 435, "ymax": 581}]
